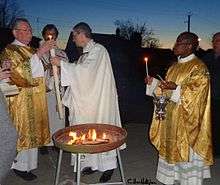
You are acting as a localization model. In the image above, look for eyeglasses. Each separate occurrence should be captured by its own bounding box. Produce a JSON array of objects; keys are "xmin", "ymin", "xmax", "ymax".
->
[
  {"xmin": 72, "ymin": 32, "xmax": 80, "ymax": 39},
  {"xmin": 15, "ymin": 28, "xmax": 32, "ymax": 33},
  {"xmin": 212, "ymin": 39, "xmax": 220, "ymax": 43},
  {"xmin": 175, "ymin": 42, "xmax": 191, "ymax": 46}
]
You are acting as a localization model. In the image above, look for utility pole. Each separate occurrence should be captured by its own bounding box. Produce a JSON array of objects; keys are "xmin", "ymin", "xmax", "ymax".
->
[
  {"xmin": 187, "ymin": 12, "xmax": 192, "ymax": 32},
  {"xmin": 36, "ymin": 17, "xmax": 40, "ymax": 37}
]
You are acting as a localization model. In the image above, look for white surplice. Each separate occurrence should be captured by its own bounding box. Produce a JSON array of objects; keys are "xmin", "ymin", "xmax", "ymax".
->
[
  {"xmin": 60, "ymin": 40, "xmax": 123, "ymax": 171},
  {"xmin": 11, "ymin": 39, "xmax": 44, "ymax": 172},
  {"xmin": 156, "ymin": 148, "xmax": 210, "ymax": 185}
]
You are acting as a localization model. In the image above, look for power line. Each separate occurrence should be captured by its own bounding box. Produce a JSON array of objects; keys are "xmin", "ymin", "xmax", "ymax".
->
[{"xmin": 193, "ymin": 14, "xmax": 220, "ymax": 30}]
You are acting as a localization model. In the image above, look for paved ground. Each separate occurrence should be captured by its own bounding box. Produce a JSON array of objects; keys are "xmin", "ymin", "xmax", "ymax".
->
[{"xmin": 2, "ymin": 124, "xmax": 220, "ymax": 185}]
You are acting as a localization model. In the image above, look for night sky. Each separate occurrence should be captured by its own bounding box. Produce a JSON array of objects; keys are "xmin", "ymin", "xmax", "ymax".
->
[{"xmin": 19, "ymin": 0, "xmax": 220, "ymax": 49}]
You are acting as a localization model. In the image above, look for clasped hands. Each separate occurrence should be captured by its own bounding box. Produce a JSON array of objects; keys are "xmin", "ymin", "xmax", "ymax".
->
[
  {"xmin": 49, "ymin": 57, "xmax": 61, "ymax": 77},
  {"xmin": 36, "ymin": 40, "xmax": 56, "ymax": 58},
  {"xmin": 0, "ymin": 68, "xmax": 11, "ymax": 81},
  {"xmin": 144, "ymin": 75, "xmax": 177, "ymax": 90},
  {"xmin": 0, "ymin": 60, "xmax": 11, "ymax": 81},
  {"xmin": 50, "ymin": 57, "xmax": 61, "ymax": 66}
]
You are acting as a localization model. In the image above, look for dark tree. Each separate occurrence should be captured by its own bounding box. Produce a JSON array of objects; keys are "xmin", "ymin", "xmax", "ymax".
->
[
  {"xmin": 115, "ymin": 27, "xmax": 120, "ymax": 37},
  {"xmin": 0, "ymin": 0, "xmax": 24, "ymax": 28},
  {"xmin": 114, "ymin": 19, "xmax": 160, "ymax": 48}
]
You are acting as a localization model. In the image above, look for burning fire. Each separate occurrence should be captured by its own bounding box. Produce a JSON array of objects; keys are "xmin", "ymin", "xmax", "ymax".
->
[
  {"xmin": 67, "ymin": 129, "xmax": 109, "ymax": 145},
  {"xmin": 48, "ymin": 35, "xmax": 53, "ymax": 40},
  {"xmin": 144, "ymin": 57, "xmax": 148, "ymax": 63}
]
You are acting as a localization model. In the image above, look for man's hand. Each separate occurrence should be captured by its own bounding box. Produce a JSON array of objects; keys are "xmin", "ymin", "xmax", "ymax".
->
[
  {"xmin": 144, "ymin": 75, "xmax": 153, "ymax": 85},
  {"xmin": 159, "ymin": 81, "xmax": 177, "ymax": 90},
  {"xmin": 0, "ymin": 68, "xmax": 11, "ymax": 81},
  {"xmin": 51, "ymin": 57, "xmax": 61, "ymax": 66},
  {"xmin": 36, "ymin": 40, "xmax": 56, "ymax": 58},
  {"xmin": 2, "ymin": 60, "xmax": 11, "ymax": 70}
]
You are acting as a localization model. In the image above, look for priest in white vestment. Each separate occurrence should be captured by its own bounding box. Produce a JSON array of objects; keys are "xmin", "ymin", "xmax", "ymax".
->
[
  {"xmin": 51, "ymin": 22, "xmax": 125, "ymax": 183},
  {"xmin": 145, "ymin": 32, "xmax": 213, "ymax": 185}
]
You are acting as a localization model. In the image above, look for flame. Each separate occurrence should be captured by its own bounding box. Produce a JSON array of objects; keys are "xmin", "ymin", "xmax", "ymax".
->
[
  {"xmin": 68, "ymin": 131, "xmax": 77, "ymax": 144},
  {"xmin": 67, "ymin": 129, "xmax": 100, "ymax": 145},
  {"xmin": 102, "ymin": 133, "xmax": 106, "ymax": 139},
  {"xmin": 88, "ymin": 129, "xmax": 92, "ymax": 139},
  {"xmin": 81, "ymin": 134, "xmax": 86, "ymax": 141},
  {"xmin": 91, "ymin": 129, "xmax": 97, "ymax": 141},
  {"xmin": 69, "ymin": 131, "xmax": 77, "ymax": 137},
  {"xmin": 48, "ymin": 35, "xmax": 53, "ymax": 40},
  {"xmin": 144, "ymin": 57, "xmax": 148, "ymax": 63}
]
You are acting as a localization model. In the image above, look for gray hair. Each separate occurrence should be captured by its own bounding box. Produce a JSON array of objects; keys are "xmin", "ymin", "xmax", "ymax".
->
[{"xmin": 12, "ymin": 18, "xmax": 31, "ymax": 30}]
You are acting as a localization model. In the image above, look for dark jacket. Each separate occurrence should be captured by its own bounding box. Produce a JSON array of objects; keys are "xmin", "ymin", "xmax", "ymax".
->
[
  {"xmin": 0, "ymin": 90, "xmax": 17, "ymax": 182},
  {"xmin": 202, "ymin": 51, "xmax": 220, "ymax": 99}
]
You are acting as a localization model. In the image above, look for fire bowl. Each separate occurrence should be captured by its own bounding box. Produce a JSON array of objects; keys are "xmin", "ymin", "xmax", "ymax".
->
[{"xmin": 53, "ymin": 123, "xmax": 127, "ymax": 154}]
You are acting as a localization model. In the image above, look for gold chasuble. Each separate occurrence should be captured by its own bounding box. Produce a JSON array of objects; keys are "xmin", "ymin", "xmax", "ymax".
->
[
  {"xmin": 0, "ymin": 44, "xmax": 50, "ymax": 151},
  {"xmin": 150, "ymin": 57, "xmax": 213, "ymax": 165}
]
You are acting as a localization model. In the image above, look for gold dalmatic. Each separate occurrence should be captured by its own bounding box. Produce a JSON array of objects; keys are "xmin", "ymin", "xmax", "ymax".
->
[
  {"xmin": 150, "ymin": 57, "xmax": 213, "ymax": 165},
  {"xmin": 0, "ymin": 44, "xmax": 50, "ymax": 151}
]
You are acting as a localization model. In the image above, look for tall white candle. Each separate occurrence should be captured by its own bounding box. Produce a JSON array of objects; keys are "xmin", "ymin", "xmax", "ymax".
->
[
  {"xmin": 144, "ymin": 57, "xmax": 148, "ymax": 76},
  {"xmin": 48, "ymin": 35, "xmax": 55, "ymax": 57},
  {"xmin": 48, "ymin": 34, "xmax": 64, "ymax": 119}
]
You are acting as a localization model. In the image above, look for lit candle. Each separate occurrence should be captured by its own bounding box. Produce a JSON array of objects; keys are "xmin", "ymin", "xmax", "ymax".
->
[
  {"xmin": 48, "ymin": 34, "xmax": 52, "ymax": 40},
  {"xmin": 144, "ymin": 57, "xmax": 148, "ymax": 76},
  {"xmin": 48, "ymin": 34, "xmax": 64, "ymax": 119},
  {"xmin": 48, "ymin": 35, "xmax": 55, "ymax": 57}
]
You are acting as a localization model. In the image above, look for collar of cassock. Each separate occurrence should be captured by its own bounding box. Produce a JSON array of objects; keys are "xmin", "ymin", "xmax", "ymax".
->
[
  {"xmin": 178, "ymin": 53, "xmax": 195, "ymax": 63},
  {"xmin": 83, "ymin": 39, "xmax": 95, "ymax": 54},
  {"xmin": 12, "ymin": 39, "xmax": 28, "ymax": 47}
]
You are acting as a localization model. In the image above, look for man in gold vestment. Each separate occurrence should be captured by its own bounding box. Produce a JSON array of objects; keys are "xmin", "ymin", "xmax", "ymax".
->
[
  {"xmin": 0, "ymin": 18, "xmax": 56, "ymax": 181},
  {"xmin": 146, "ymin": 32, "xmax": 213, "ymax": 185}
]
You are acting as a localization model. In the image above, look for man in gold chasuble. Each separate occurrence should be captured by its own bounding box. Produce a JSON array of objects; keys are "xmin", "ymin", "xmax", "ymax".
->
[
  {"xmin": 146, "ymin": 32, "xmax": 213, "ymax": 185},
  {"xmin": 0, "ymin": 18, "xmax": 56, "ymax": 181}
]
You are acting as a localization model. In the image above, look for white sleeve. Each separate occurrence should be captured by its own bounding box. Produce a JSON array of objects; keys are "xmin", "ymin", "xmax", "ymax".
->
[
  {"xmin": 30, "ymin": 54, "xmax": 44, "ymax": 77},
  {"xmin": 47, "ymin": 76, "xmax": 55, "ymax": 90},
  {"xmin": 170, "ymin": 85, "xmax": 181, "ymax": 104},
  {"xmin": 146, "ymin": 78, "xmax": 159, "ymax": 96},
  {"xmin": 60, "ymin": 61, "xmax": 76, "ymax": 86}
]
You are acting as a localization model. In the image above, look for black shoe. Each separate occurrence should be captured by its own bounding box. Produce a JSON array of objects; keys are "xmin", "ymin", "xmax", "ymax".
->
[
  {"xmin": 99, "ymin": 169, "xmax": 114, "ymax": 183},
  {"xmin": 82, "ymin": 167, "xmax": 97, "ymax": 176},
  {"xmin": 39, "ymin": 146, "xmax": 49, "ymax": 155},
  {"xmin": 13, "ymin": 169, "xmax": 37, "ymax": 181}
]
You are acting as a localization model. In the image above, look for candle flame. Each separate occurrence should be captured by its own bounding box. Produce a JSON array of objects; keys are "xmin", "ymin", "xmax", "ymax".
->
[
  {"xmin": 48, "ymin": 35, "xmax": 53, "ymax": 40},
  {"xmin": 144, "ymin": 57, "xmax": 148, "ymax": 63}
]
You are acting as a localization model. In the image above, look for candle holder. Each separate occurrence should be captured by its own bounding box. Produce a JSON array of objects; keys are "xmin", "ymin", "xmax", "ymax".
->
[{"xmin": 152, "ymin": 93, "xmax": 170, "ymax": 120}]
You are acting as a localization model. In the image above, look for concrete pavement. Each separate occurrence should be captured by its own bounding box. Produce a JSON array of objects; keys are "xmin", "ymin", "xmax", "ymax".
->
[{"xmin": 2, "ymin": 124, "xmax": 220, "ymax": 185}]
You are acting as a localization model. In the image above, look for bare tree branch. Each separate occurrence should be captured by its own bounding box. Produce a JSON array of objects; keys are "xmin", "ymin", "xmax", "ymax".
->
[
  {"xmin": 0, "ymin": 0, "xmax": 24, "ymax": 28},
  {"xmin": 114, "ymin": 19, "xmax": 160, "ymax": 48}
]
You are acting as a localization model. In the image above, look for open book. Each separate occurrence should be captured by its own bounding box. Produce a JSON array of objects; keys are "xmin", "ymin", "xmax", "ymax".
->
[{"xmin": 0, "ymin": 81, "xmax": 19, "ymax": 96}]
